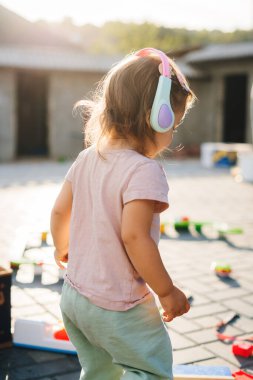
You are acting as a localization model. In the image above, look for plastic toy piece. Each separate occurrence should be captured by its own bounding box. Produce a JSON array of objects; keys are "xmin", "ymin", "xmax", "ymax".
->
[
  {"xmin": 216, "ymin": 312, "xmax": 240, "ymax": 342},
  {"xmin": 216, "ymin": 224, "xmax": 243, "ymax": 238},
  {"xmin": 160, "ymin": 218, "xmax": 243, "ymax": 238},
  {"xmin": 13, "ymin": 319, "xmax": 76, "ymax": 354},
  {"xmin": 174, "ymin": 217, "xmax": 190, "ymax": 233},
  {"xmin": 11, "ymin": 230, "xmax": 53, "ymax": 269},
  {"xmin": 216, "ymin": 312, "xmax": 239, "ymax": 332},
  {"xmin": 174, "ymin": 374, "xmax": 234, "ymax": 380},
  {"xmin": 173, "ymin": 217, "xmax": 213, "ymax": 234},
  {"xmin": 211, "ymin": 261, "xmax": 232, "ymax": 277},
  {"xmin": 194, "ymin": 222, "xmax": 206, "ymax": 234},
  {"xmin": 217, "ymin": 332, "xmax": 253, "ymax": 343},
  {"xmin": 25, "ymin": 231, "xmax": 52, "ymax": 250},
  {"xmin": 41, "ymin": 231, "xmax": 48, "ymax": 244},
  {"xmin": 174, "ymin": 364, "xmax": 233, "ymax": 379},
  {"xmin": 54, "ymin": 328, "xmax": 69, "ymax": 341},
  {"xmin": 160, "ymin": 219, "xmax": 190, "ymax": 235},
  {"xmin": 219, "ymin": 228, "xmax": 243, "ymax": 235},
  {"xmin": 160, "ymin": 222, "xmax": 167, "ymax": 235},
  {"xmin": 160, "ymin": 218, "xmax": 215, "ymax": 236},
  {"xmin": 216, "ymin": 332, "xmax": 237, "ymax": 342},
  {"xmin": 10, "ymin": 259, "xmax": 43, "ymax": 269},
  {"xmin": 232, "ymin": 370, "xmax": 253, "ymax": 380},
  {"xmin": 10, "ymin": 255, "xmax": 52, "ymax": 270},
  {"xmin": 232, "ymin": 342, "xmax": 253, "ymax": 358}
]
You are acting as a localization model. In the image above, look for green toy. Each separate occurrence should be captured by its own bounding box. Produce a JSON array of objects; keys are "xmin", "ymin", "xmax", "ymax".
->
[
  {"xmin": 160, "ymin": 217, "xmax": 211, "ymax": 234},
  {"xmin": 174, "ymin": 217, "xmax": 190, "ymax": 233},
  {"xmin": 211, "ymin": 261, "xmax": 232, "ymax": 277},
  {"xmin": 160, "ymin": 217, "xmax": 243, "ymax": 237},
  {"xmin": 215, "ymin": 224, "xmax": 243, "ymax": 238},
  {"xmin": 173, "ymin": 217, "xmax": 212, "ymax": 234},
  {"xmin": 10, "ymin": 231, "xmax": 53, "ymax": 269}
]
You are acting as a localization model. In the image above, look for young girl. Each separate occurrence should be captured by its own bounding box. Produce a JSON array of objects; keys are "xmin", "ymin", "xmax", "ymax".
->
[{"xmin": 51, "ymin": 48, "xmax": 195, "ymax": 380}]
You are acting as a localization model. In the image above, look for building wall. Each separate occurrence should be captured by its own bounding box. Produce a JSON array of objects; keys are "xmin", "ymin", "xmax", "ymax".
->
[
  {"xmin": 0, "ymin": 69, "xmax": 105, "ymax": 161},
  {"xmin": 49, "ymin": 72, "xmax": 224, "ymax": 158},
  {"xmin": 172, "ymin": 59, "xmax": 253, "ymax": 153},
  {"xmin": 247, "ymin": 72, "xmax": 253, "ymax": 143},
  {"xmin": 171, "ymin": 77, "xmax": 217, "ymax": 152},
  {"xmin": 1, "ymin": 58, "xmax": 252, "ymax": 161},
  {"xmin": 48, "ymin": 71, "xmax": 103, "ymax": 159},
  {"xmin": 191, "ymin": 59, "xmax": 253, "ymax": 145},
  {"xmin": 0, "ymin": 70, "xmax": 16, "ymax": 161}
]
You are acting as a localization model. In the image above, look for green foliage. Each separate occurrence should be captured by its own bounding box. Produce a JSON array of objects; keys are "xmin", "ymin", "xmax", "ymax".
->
[{"xmin": 51, "ymin": 18, "xmax": 253, "ymax": 54}]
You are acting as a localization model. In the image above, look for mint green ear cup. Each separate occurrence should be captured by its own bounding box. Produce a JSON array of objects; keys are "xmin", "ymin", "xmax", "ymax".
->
[{"xmin": 150, "ymin": 76, "xmax": 175, "ymax": 133}]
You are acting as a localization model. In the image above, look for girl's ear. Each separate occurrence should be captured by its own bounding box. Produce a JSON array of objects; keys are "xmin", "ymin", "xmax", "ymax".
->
[{"xmin": 158, "ymin": 63, "xmax": 163, "ymax": 75}]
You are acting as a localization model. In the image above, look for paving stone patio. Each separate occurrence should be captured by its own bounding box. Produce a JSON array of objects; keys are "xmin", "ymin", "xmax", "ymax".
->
[{"xmin": 0, "ymin": 158, "xmax": 253, "ymax": 379}]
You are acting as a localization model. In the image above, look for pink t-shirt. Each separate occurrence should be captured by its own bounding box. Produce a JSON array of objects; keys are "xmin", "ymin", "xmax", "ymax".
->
[{"xmin": 64, "ymin": 145, "xmax": 169, "ymax": 311}]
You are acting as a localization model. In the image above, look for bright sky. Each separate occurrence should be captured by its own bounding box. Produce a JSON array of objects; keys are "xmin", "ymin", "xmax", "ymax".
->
[{"xmin": 1, "ymin": 0, "xmax": 253, "ymax": 31}]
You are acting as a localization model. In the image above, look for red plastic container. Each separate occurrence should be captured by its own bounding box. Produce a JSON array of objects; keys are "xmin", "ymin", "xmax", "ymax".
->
[{"xmin": 232, "ymin": 342, "xmax": 253, "ymax": 358}]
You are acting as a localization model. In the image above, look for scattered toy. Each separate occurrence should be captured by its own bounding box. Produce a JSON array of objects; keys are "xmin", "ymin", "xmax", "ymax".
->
[
  {"xmin": 160, "ymin": 222, "xmax": 167, "ymax": 235},
  {"xmin": 215, "ymin": 312, "xmax": 240, "ymax": 342},
  {"xmin": 215, "ymin": 223, "xmax": 243, "ymax": 239},
  {"xmin": 174, "ymin": 216, "xmax": 191, "ymax": 233},
  {"xmin": 217, "ymin": 332, "xmax": 253, "ymax": 344},
  {"xmin": 187, "ymin": 295, "xmax": 194, "ymax": 305},
  {"xmin": 215, "ymin": 313, "xmax": 253, "ymax": 359},
  {"xmin": 211, "ymin": 261, "xmax": 232, "ymax": 277},
  {"xmin": 160, "ymin": 217, "xmax": 211, "ymax": 235},
  {"xmin": 233, "ymin": 370, "xmax": 253, "ymax": 380},
  {"xmin": 160, "ymin": 217, "xmax": 243, "ymax": 238},
  {"xmin": 232, "ymin": 342, "xmax": 253, "ymax": 358},
  {"xmin": 13, "ymin": 319, "xmax": 76, "ymax": 354},
  {"xmin": 216, "ymin": 312, "xmax": 239, "ymax": 332},
  {"xmin": 174, "ymin": 364, "xmax": 233, "ymax": 379},
  {"xmin": 24, "ymin": 231, "xmax": 52, "ymax": 251},
  {"xmin": 54, "ymin": 328, "xmax": 69, "ymax": 341},
  {"xmin": 11, "ymin": 252, "xmax": 54, "ymax": 270},
  {"xmin": 11, "ymin": 231, "xmax": 54, "ymax": 269}
]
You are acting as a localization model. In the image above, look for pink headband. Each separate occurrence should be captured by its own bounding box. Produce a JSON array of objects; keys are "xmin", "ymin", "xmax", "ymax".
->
[{"xmin": 135, "ymin": 47, "xmax": 190, "ymax": 92}]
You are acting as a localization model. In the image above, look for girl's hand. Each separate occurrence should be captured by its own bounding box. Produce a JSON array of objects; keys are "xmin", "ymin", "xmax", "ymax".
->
[
  {"xmin": 54, "ymin": 249, "xmax": 68, "ymax": 270},
  {"xmin": 159, "ymin": 286, "xmax": 190, "ymax": 322}
]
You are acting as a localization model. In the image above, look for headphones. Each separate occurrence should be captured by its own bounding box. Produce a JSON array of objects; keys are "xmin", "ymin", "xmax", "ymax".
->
[{"xmin": 135, "ymin": 48, "xmax": 190, "ymax": 133}]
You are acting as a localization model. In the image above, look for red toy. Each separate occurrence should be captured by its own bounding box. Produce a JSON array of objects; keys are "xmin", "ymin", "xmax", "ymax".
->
[
  {"xmin": 54, "ymin": 328, "xmax": 69, "ymax": 341},
  {"xmin": 233, "ymin": 370, "xmax": 253, "ymax": 380},
  {"xmin": 216, "ymin": 313, "xmax": 238, "ymax": 342},
  {"xmin": 232, "ymin": 342, "xmax": 253, "ymax": 358}
]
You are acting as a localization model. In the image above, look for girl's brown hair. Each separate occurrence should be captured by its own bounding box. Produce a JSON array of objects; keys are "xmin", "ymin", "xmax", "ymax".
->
[{"xmin": 75, "ymin": 53, "xmax": 196, "ymax": 157}]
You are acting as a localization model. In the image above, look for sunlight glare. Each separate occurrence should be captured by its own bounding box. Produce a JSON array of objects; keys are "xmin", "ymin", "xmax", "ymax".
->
[{"xmin": 0, "ymin": 0, "xmax": 252, "ymax": 30}]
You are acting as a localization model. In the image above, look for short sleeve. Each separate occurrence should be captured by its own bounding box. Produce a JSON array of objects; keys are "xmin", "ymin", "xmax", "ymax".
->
[
  {"xmin": 122, "ymin": 161, "xmax": 169, "ymax": 213},
  {"xmin": 64, "ymin": 151, "xmax": 84, "ymax": 183}
]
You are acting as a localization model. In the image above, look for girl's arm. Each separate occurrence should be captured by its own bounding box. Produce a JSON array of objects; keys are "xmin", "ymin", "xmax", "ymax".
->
[
  {"xmin": 50, "ymin": 180, "xmax": 73, "ymax": 269},
  {"xmin": 121, "ymin": 199, "xmax": 190, "ymax": 321},
  {"xmin": 121, "ymin": 199, "xmax": 173, "ymax": 296}
]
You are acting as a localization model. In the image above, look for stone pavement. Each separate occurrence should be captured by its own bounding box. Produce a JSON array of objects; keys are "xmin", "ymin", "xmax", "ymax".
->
[{"xmin": 0, "ymin": 158, "xmax": 253, "ymax": 379}]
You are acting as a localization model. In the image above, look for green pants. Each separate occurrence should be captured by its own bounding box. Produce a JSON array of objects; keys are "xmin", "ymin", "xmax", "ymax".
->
[{"xmin": 60, "ymin": 282, "xmax": 173, "ymax": 380}]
